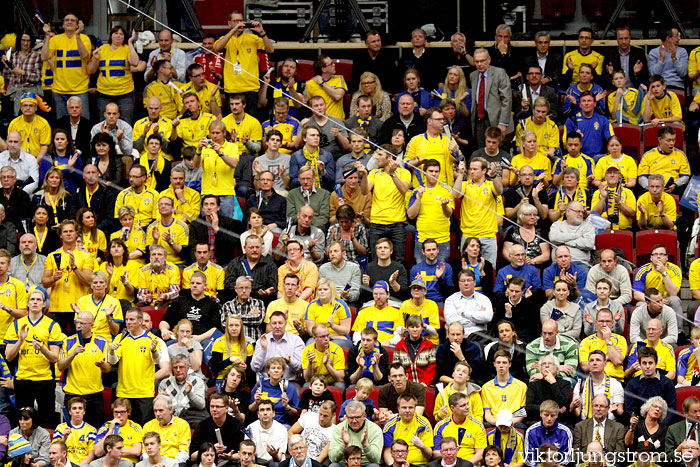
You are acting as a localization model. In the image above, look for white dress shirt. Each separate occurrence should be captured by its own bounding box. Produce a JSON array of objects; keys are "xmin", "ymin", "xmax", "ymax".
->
[{"xmin": 444, "ymin": 290, "xmax": 493, "ymax": 337}]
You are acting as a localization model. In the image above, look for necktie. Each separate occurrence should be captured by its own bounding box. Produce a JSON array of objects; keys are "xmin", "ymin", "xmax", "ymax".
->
[
  {"xmin": 477, "ymin": 73, "xmax": 486, "ymax": 120},
  {"xmin": 595, "ymin": 425, "xmax": 602, "ymax": 444},
  {"xmin": 692, "ymin": 427, "xmax": 697, "ymax": 441}
]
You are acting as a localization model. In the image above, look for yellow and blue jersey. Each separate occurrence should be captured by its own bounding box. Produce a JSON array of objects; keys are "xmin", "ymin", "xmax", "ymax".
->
[
  {"xmin": 132, "ymin": 117, "xmax": 174, "ymax": 161},
  {"xmin": 8, "ymin": 115, "xmax": 51, "ymax": 157},
  {"xmin": 113, "ymin": 331, "xmax": 162, "ymax": 398},
  {"xmin": 678, "ymin": 346, "xmax": 700, "ymax": 382},
  {"xmin": 75, "ymin": 293, "xmax": 123, "ymax": 340},
  {"xmin": 515, "ymin": 117, "xmax": 560, "ymax": 156},
  {"xmin": 114, "ymin": 187, "xmax": 158, "ymax": 229},
  {"xmin": 638, "ymin": 147, "xmax": 690, "ymax": 183},
  {"xmin": 145, "ymin": 218, "xmax": 189, "ymax": 266},
  {"xmin": 633, "ymin": 261, "xmax": 682, "ymax": 298},
  {"xmin": 563, "ymin": 112, "xmax": 615, "ymax": 156},
  {"xmin": 510, "ymin": 153, "xmax": 552, "ymax": 183},
  {"xmin": 48, "ymin": 33, "xmax": 91, "ymax": 94},
  {"xmin": 95, "ymin": 419, "xmax": 143, "ymax": 464},
  {"xmin": 351, "ymin": 305, "xmax": 401, "ymax": 343},
  {"xmin": 593, "ymin": 155, "xmax": 638, "ymax": 184},
  {"xmin": 0, "ymin": 277, "xmax": 27, "ymax": 341},
  {"xmin": 405, "ymin": 132, "xmax": 455, "ymax": 186},
  {"xmin": 561, "ymin": 49, "xmax": 604, "ymax": 85},
  {"xmin": 481, "ymin": 375, "xmax": 527, "ymax": 416},
  {"xmin": 399, "ymin": 298, "xmax": 440, "ymax": 345},
  {"xmin": 306, "ymin": 75, "xmax": 348, "ymax": 120},
  {"xmin": 301, "ymin": 341, "xmax": 345, "ymax": 385},
  {"xmin": 211, "ymin": 336, "xmax": 253, "ymax": 380},
  {"xmin": 626, "ymin": 339, "xmax": 675, "ymax": 377},
  {"xmin": 459, "ymin": 180, "xmax": 499, "ymax": 238},
  {"xmin": 53, "ymin": 422, "xmax": 96, "ymax": 464},
  {"xmin": 4, "ymin": 315, "xmax": 64, "ymax": 381},
  {"xmin": 642, "ymin": 91, "xmax": 683, "ymax": 125},
  {"xmin": 44, "ymin": 248, "xmax": 94, "ymax": 315},
  {"xmin": 553, "ymin": 153, "xmax": 595, "ymax": 189},
  {"xmin": 304, "ymin": 299, "xmax": 351, "ymax": 337},
  {"xmin": 261, "ymin": 116, "xmax": 300, "ymax": 154},
  {"xmin": 607, "ymin": 88, "xmax": 644, "ymax": 124},
  {"xmin": 563, "ymin": 82, "xmax": 605, "ymax": 114},
  {"xmin": 382, "ymin": 414, "xmax": 434, "ymax": 464},
  {"xmin": 178, "ymin": 80, "xmax": 221, "ymax": 115},
  {"xmin": 434, "ymin": 415, "xmax": 487, "ymax": 460},
  {"xmin": 487, "ymin": 429, "xmax": 525, "ymax": 466},
  {"xmin": 60, "ymin": 334, "xmax": 110, "ymax": 394},
  {"xmin": 143, "ymin": 81, "xmax": 183, "ymax": 120},
  {"xmin": 179, "ymin": 112, "xmax": 215, "ymax": 148},
  {"xmin": 406, "ymin": 184, "xmax": 453, "ymax": 243},
  {"xmin": 96, "ymin": 44, "xmax": 133, "ymax": 96},
  {"xmin": 182, "ymin": 262, "xmax": 224, "ymax": 297}
]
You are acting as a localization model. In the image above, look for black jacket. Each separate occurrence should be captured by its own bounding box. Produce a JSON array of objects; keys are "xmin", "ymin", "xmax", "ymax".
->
[
  {"xmin": 223, "ymin": 254, "xmax": 278, "ymax": 304},
  {"xmin": 512, "ymin": 84, "xmax": 561, "ymax": 124},
  {"xmin": 163, "ymin": 295, "xmax": 222, "ymax": 336},
  {"xmin": 57, "ymin": 116, "xmax": 93, "ymax": 157},
  {"xmin": 189, "ymin": 214, "xmax": 244, "ymax": 266},
  {"xmin": 435, "ymin": 339, "xmax": 485, "ymax": 385},
  {"xmin": 602, "ymin": 46, "xmax": 649, "ymax": 90},
  {"xmin": 351, "ymin": 48, "xmax": 398, "ymax": 93},
  {"xmin": 190, "ymin": 415, "xmax": 246, "ymax": 461},
  {"xmin": 377, "ymin": 114, "xmax": 427, "ymax": 145},
  {"xmin": 345, "ymin": 342, "xmax": 390, "ymax": 386},
  {"xmin": 523, "ymin": 52, "xmax": 563, "ymax": 90},
  {"xmin": 525, "ymin": 377, "xmax": 573, "ymax": 420},
  {"xmin": 245, "ymin": 190, "xmax": 287, "ymax": 227},
  {"xmin": 0, "ymin": 187, "xmax": 31, "ymax": 229},
  {"xmin": 72, "ymin": 185, "xmax": 116, "ymax": 234}
]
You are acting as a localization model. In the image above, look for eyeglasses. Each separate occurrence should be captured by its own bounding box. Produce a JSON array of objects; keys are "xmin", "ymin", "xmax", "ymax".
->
[{"xmin": 361, "ymin": 80, "xmax": 376, "ymax": 85}]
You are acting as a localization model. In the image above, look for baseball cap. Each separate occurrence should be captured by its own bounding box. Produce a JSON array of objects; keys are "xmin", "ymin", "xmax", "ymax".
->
[{"xmin": 495, "ymin": 410, "xmax": 513, "ymax": 427}]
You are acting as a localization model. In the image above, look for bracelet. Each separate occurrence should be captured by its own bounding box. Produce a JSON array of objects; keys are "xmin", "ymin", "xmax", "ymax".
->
[{"xmin": 260, "ymin": 33, "xmax": 267, "ymax": 38}]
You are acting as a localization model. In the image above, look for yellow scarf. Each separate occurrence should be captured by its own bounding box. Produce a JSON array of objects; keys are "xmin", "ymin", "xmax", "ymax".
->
[{"xmin": 303, "ymin": 146, "xmax": 321, "ymax": 188}]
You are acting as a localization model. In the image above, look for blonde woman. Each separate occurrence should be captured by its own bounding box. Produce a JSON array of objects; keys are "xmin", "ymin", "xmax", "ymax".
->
[
  {"xmin": 437, "ymin": 66, "xmax": 470, "ymax": 116},
  {"xmin": 167, "ymin": 319, "xmax": 204, "ymax": 375},
  {"xmin": 304, "ymin": 278, "xmax": 352, "ymax": 347},
  {"xmin": 349, "ymin": 72, "xmax": 392, "ymax": 120},
  {"xmin": 32, "ymin": 167, "xmax": 74, "ymax": 229},
  {"xmin": 109, "ymin": 205, "xmax": 146, "ymax": 266},
  {"xmin": 209, "ymin": 315, "xmax": 253, "ymax": 383}
]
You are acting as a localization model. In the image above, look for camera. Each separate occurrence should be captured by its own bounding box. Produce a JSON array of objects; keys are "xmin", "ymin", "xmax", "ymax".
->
[
  {"xmin": 608, "ymin": 214, "xmax": 619, "ymax": 225},
  {"xmin": 244, "ymin": 22, "xmax": 255, "ymax": 28}
]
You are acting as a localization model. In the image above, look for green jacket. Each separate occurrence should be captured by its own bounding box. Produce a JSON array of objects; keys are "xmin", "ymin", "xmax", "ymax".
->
[{"xmin": 328, "ymin": 419, "xmax": 383, "ymax": 465}]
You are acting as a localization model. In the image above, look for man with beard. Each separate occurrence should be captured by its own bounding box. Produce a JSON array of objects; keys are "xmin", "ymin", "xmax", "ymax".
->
[
  {"xmin": 549, "ymin": 202, "xmax": 595, "ymax": 270},
  {"xmin": 136, "ymin": 245, "xmax": 180, "ymax": 307},
  {"xmin": 319, "ymin": 241, "xmax": 361, "ymax": 304},
  {"xmin": 10, "ymin": 234, "xmax": 45, "ymax": 288}
]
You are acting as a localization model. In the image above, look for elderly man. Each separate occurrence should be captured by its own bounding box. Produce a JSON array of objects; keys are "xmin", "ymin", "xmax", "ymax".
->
[
  {"xmin": 328, "ymin": 400, "xmax": 383, "ymax": 467},
  {"xmin": 157, "ymin": 355, "xmax": 207, "ymax": 427},
  {"xmin": 221, "ymin": 276, "xmax": 266, "ymax": 342},
  {"xmin": 10, "ymin": 234, "xmax": 45, "ymax": 287},
  {"xmin": 444, "ymin": 269, "xmax": 493, "ymax": 338},
  {"xmin": 136, "ymin": 245, "xmax": 180, "ymax": 307},
  {"xmin": 542, "ymin": 246, "xmax": 587, "ymax": 300},
  {"xmin": 190, "ymin": 393, "xmax": 245, "ymax": 464},
  {"xmin": 524, "ymin": 355, "xmax": 573, "ymax": 420},
  {"xmin": 56, "ymin": 97, "xmax": 93, "ymax": 155},
  {"xmin": 573, "ymin": 394, "xmax": 625, "ymax": 453},
  {"xmin": 145, "ymin": 30, "xmax": 188, "ymax": 82},
  {"xmin": 277, "ymin": 206, "xmax": 325, "ymax": 264},
  {"xmin": 549, "ymin": 201, "xmax": 595, "ymax": 269},
  {"xmin": 525, "ymin": 319, "xmax": 578, "ymax": 381},
  {"xmin": 0, "ymin": 132, "xmax": 39, "ymax": 194},
  {"xmin": 90, "ymin": 103, "xmax": 133, "ymax": 156},
  {"xmin": 7, "ymin": 93, "xmax": 50, "ymax": 159},
  {"xmin": 633, "ymin": 245, "xmax": 683, "ymax": 317},
  {"xmin": 377, "ymin": 94, "xmax": 427, "ymax": 144},
  {"xmin": 287, "ymin": 166, "xmax": 331, "ymax": 230},
  {"xmin": 251, "ymin": 310, "xmax": 304, "ymax": 381},
  {"xmin": 626, "ymin": 318, "xmax": 676, "ymax": 380},
  {"xmin": 469, "ymin": 48, "xmax": 513, "ymax": 148},
  {"xmin": 142, "ymin": 396, "xmax": 191, "ymax": 464},
  {"xmin": 281, "ymin": 435, "xmax": 324, "ymax": 467},
  {"xmin": 584, "ymin": 249, "xmax": 633, "ymax": 306},
  {"xmin": 435, "ymin": 322, "xmax": 484, "ymax": 384},
  {"xmin": 382, "ymin": 394, "xmax": 433, "ymax": 466},
  {"xmin": 495, "ymin": 244, "xmax": 542, "ymax": 293},
  {"xmin": 665, "ymin": 397, "xmax": 700, "ymax": 459},
  {"xmin": 630, "ymin": 288, "xmax": 679, "ymax": 346}
]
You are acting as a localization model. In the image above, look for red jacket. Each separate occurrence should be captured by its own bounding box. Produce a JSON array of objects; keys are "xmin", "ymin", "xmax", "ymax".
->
[{"xmin": 393, "ymin": 338, "xmax": 437, "ymax": 385}]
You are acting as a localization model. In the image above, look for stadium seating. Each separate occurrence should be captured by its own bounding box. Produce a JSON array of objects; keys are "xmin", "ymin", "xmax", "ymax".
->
[
  {"xmin": 677, "ymin": 386, "xmax": 700, "ymax": 413},
  {"xmin": 635, "ymin": 230, "xmax": 679, "ymax": 265},
  {"xmin": 612, "ymin": 124, "xmax": 643, "ymax": 161},
  {"xmin": 345, "ymin": 387, "xmax": 380, "ymax": 409},
  {"xmin": 595, "ymin": 230, "xmax": 634, "ymax": 264}
]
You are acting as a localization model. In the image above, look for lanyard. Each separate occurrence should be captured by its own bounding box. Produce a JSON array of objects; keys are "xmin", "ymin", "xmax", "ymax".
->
[
  {"xmin": 85, "ymin": 186, "xmax": 98, "ymax": 208},
  {"xmin": 34, "ymin": 227, "xmax": 47, "ymax": 252},
  {"xmin": 46, "ymin": 193, "xmax": 59, "ymax": 225},
  {"xmin": 21, "ymin": 255, "xmax": 37, "ymax": 286}
]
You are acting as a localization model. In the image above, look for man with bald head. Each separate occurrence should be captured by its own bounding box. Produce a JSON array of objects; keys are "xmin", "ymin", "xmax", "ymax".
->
[
  {"xmin": 626, "ymin": 317, "xmax": 676, "ymax": 380},
  {"xmin": 277, "ymin": 205, "xmax": 325, "ymax": 264},
  {"xmin": 584, "ymin": 249, "xmax": 633, "ymax": 306},
  {"xmin": 495, "ymin": 243, "xmax": 542, "ymax": 293},
  {"xmin": 10, "ymin": 233, "xmax": 45, "ymax": 287},
  {"xmin": 681, "ymin": 439, "xmax": 700, "ymax": 467},
  {"xmin": 58, "ymin": 310, "xmax": 111, "ymax": 428},
  {"xmin": 549, "ymin": 201, "xmax": 595, "ymax": 270},
  {"xmin": 525, "ymin": 319, "xmax": 578, "ymax": 381},
  {"xmin": 133, "ymin": 96, "xmax": 174, "ymax": 160},
  {"xmin": 543, "ymin": 246, "xmax": 588, "ymax": 300},
  {"xmin": 0, "ymin": 131, "xmax": 39, "ymax": 194},
  {"xmin": 90, "ymin": 102, "xmax": 134, "ymax": 156},
  {"xmin": 377, "ymin": 93, "xmax": 427, "ymax": 144},
  {"xmin": 145, "ymin": 30, "xmax": 188, "ymax": 82},
  {"xmin": 73, "ymin": 164, "xmax": 116, "ymax": 232},
  {"xmin": 504, "ymin": 165, "xmax": 549, "ymax": 220}
]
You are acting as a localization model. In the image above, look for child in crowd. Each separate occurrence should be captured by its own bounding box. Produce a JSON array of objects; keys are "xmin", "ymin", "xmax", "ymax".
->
[
  {"xmin": 338, "ymin": 377, "xmax": 376, "ymax": 421},
  {"xmin": 299, "ymin": 374, "xmax": 335, "ymax": 415}
]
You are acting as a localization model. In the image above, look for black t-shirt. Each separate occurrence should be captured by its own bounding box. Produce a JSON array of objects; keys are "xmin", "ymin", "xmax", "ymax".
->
[
  {"xmin": 163, "ymin": 295, "xmax": 222, "ymax": 335},
  {"xmin": 299, "ymin": 388, "xmax": 335, "ymax": 413},
  {"xmin": 503, "ymin": 184, "xmax": 549, "ymax": 212}
]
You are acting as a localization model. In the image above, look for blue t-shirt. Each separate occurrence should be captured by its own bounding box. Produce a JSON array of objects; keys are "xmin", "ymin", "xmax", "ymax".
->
[
  {"xmin": 339, "ymin": 397, "xmax": 376, "ymax": 419},
  {"xmin": 564, "ymin": 112, "xmax": 614, "ymax": 156},
  {"xmin": 410, "ymin": 260, "xmax": 454, "ymax": 302},
  {"xmin": 250, "ymin": 377, "xmax": 300, "ymax": 426},
  {"xmin": 543, "ymin": 262, "xmax": 587, "ymax": 292},
  {"xmin": 494, "ymin": 264, "xmax": 542, "ymax": 292}
]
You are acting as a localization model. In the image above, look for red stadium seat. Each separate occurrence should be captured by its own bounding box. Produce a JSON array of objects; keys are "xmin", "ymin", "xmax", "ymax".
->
[
  {"xmin": 669, "ymin": 89, "xmax": 686, "ymax": 107},
  {"xmin": 677, "ymin": 386, "xmax": 700, "ymax": 413},
  {"xmin": 671, "ymin": 194, "xmax": 680, "ymax": 214},
  {"xmin": 536, "ymin": 0, "xmax": 575, "ymax": 20},
  {"xmin": 278, "ymin": 59, "xmax": 315, "ymax": 82},
  {"xmin": 595, "ymin": 230, "xmax": 634, "ymax": 264},
  {"xmin": 207, "ymin": 386, "xmax": 217, "ymax": 400},
  {"xmin": 142, "ymin": 306, "xmax": 167, "ymax": 329},
  {"xmin": 300, "ymin": 385, "xmax": 344, "ymax": 422},
  {"xmin": 334, "ymin": 59, "xmax": 353, "ymax": 84},
  {"xmin": 635, "ymin": 230, "xmax": 679, "ymax": 265},
  {"xmin": 345, "ymin": 387, "xmax": 380, "ymax": 408},
  {"xmin": 612, "ymin": 124, "xmax": 643, "ymax": 161},
  {"xmin": 642, "ymin": 122, "xmax": 684, "ymax": 152},
  {"xmin": 102, "ymin": 387, "xmax": 113, "ymax": 419},
  {"xmin": 424, "ymin": 386, "xmax": 436, "ymax": 426}
]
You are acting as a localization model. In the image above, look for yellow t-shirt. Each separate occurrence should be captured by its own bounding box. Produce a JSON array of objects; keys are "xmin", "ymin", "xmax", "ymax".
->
[
  {"xmin": 636, "ymin": 192, "xmax": 677, "ymax": 230},
  {"xmin": 95, "ymin": 44, "xmax": 134, "ymax": 95},
  {"xmin": 406, "ymin": 185, "xmax": 453, "ymax": 243},
  {"xmin": 634, "ymin": 261, "xmax": 682, "ymax": 298},
  {"xmin": 404, "ymin": 132, "xmax": 455, "ymax": 186},
  {"xmin": 515, "ymin": 117, "xmax": 560, "ymax": 155},
  {"xmin": 642, "ymin": 91, "xmax": 683, "ymax": 122},
  {"xmin": 510, "ymin": 152, "xmax": 552, "ymax": 183},
  {"xmin": 179, "ymin": 112, "xmax": 215, "ymax": 148},
  {"xmin": 264, "ymin": 298, "xmax": 307, "ymax": 336},
  {"xmin": 137, "ymin": 264, "xmax": 182, "ymax": 300},
  {"xmin": 607, "ymin": 88, "xmax": 644, "ymax": 124},
  {"xmin": 0, "ymin": 278, "xmax": 27, "ymax": 341},
  {"xmin": 178, "ymin": 80, "xmax": 221, "ymax": 115},
  {"xmin": 181, "ymin": 262, "xmax": 225, "ymax": 298},
  {"xmin": 4, "ymin": 315, "xmax": 64, "ymax": 380},
  {"xmin": 216, "ymin": 32, "xmax": 265, "ymax": 93},
  {"xmin": 638, "ymin": 147, "xmax": 690, "ymax": 183},
  {"xmin": 578, "ymin": 333, "xmax": 628, "ymax": 379},
  {"xmin": 145, "ymin": 218, "xmax": 189, "ymax": 266},
  {"xmin": 305, "ymin": 75, "xmax": 348, "ymax": 120},
  {"xmin": 114, "ymin": 187, "xmax": 159, "ymax": 230},
  {"xmin": 98, "ymin": 260, "xmax": 141, "ymax": 302},
  {"xmin": 141, "ymin": 417, "xmax": 191, "ymax": 459},
  {"xmin": 690, "ymin": 46, "xmax": 700, "ymax": 90},
  {"xmin": 593, "ymin": 154, "xmax": 638, "ymax": 184},
  {"xmin": 82, "ymin": 230, "xmax": 107, "ymax": 262},
  {"xmin": 459, "ymin": 180, "xmax": 498, "ymax": 237},
  {"xmin": 481, "ymin": 376, "xmax": 527, "ymax": 416},
  {"xmin": 200, "ymin": 141, "xmax": 239, "ymax": 196},
  {"xmin": 626, "ymin": 338, "xmax": 675, "ymax": 377},
  {"xmin": 367, "ymin": 167, "xmax": 411, "ymax": 225},
  {"xmin": 398, "ymin": 298, "xmax": 440, "ymax": 345},
  {"xmin": 211, "ymin": 335, "xmax": 254, "ymax": 379},
  {"xmin": 690, "ymin": 257, "xmax": 700, "ymax": 291},
  {"xmin": 301, "ymin": 341, "xmax": 345, "ymax": 384},
  {"xmin": 304, "ymin": 299, "xmax": 351, "ymax": 337},
  {"xmin": 75, "ymin": 293, "xmax": 124, "ymax": 340},
  {"xmin": 434, "ymin": 415, "xmax": 486, "ymax": 460},
  {"xmin": 143, "ymin": 81, "xmax": 183, "ymax": 120},
  {"xmin": 133, "ymin": 116, "xmax": 174, "ymax": 161},
  {"xmin": 221, "ymin": 113, "xmax": 263, "ymax": 155},
  {"xmin": 382, "ymin": 414, "xmax": 434, "ymax": 464},
  {"xmin": 433, "ymin": 383, "xmax": 484, "ymax": 423},
  {"xmin": 591, "ymin": 186, "xmax": 636, "ymax": 230},
  {"xmin": 60, "ymin": 333, "xmax": 110, "ymax": 394},
  {"xmin": 44, "ymin": 248, "xmax": 94, "ymax": 314},
  {"xmin": 114, "ymin": 331, "xmax": 161, "ymax": 398},
  {"xmin": 109, "ymin": 229, "xmax": 147, "ymax": 267},
  {"xmin": 351, "ymin": 305, "xmax": 401, "ymax": 343},
  {"xmin": 8, "ymin": 115, "xmax": 51, "ymax": 157},
  {"xmin": 158, "ymin": 186, "xmax": 200, "ymax": 224},
  {"xmin": 562, "ymin": 49, "xmax": 605, "ymax": 84},
  {"xmin": 48, "ymin": 33, "xmax": 91, "ymax": 93}
]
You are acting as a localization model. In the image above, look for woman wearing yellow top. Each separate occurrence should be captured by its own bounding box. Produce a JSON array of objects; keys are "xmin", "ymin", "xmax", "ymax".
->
[
  {"xmin": 592, "ymin": 136, "xmax": 638, "ymax": 189},
  {"xmin": 607, "ymin": 70, "xmax": 644, "ymax": 125},
  {"xmin": 304, "ymin": 278, "xmax": 352, "ymax": 347},
  {"xmin": 110, "ymin": 205, "xmax": 146, "ymax": 266},
  {"xmin": 71, "ymin": 270, "xmax": 123, "ymax": 340},
  {"xmin": 210, "ymin": 315, "xmax": 254, "ymax": 382},
  {"xmin": 99, "ymin": 238, "xmax": 139, "ymax": 303},
  {"xmin": 76, "ymin": 208, "xmax": 107, "ymax": 263},
  {"xmin": 87, "ymin": 26, "xmax": 140, "ymax": 124}
]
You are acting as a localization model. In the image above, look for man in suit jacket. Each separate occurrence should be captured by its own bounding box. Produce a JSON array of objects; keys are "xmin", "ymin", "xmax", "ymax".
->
[
  {"xmin": 428, "ymin": 436, "xmax": 471, "ymax": 467},
  {"xmin": 513, "ymin": 64, "xmax": 560, "ymax": 123},
  {"xmin": 602, "ymin": 26, "xmax": 648, "ymax": 90},
  {"xmin": 189, "ymin": 194, "xmax": 244, "ymax": 267},
  {"xmin": 523, "ymin": 32, "xmax": 563, "ymax": 90},
  {"xmin": 280, "ymin": 435, "xmax": 325, "ymax": 467},
  {"xmin": 56, "ymin": 96, "xmax": 93, "ymax": 157},
  {"xmin": 573, "ymin": 394, "xmax": 626, "ymax": 454},
  {"xmin": 470, "ymin": 48, "xmax": 514, "ymax": 148},
  {"xmin": 665, "ymin": 396, "xmax": 700, "ymax": 460}
]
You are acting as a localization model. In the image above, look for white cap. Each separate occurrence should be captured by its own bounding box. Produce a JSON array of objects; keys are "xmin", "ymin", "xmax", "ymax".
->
[{"xmin": 495, "ymin": 410, "xmax": 513, "ymax": 427}]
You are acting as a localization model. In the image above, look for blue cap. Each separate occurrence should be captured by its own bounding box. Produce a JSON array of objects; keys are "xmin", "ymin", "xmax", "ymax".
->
[{"xmin": 373, "ymin": 280, "xmax": 389, "ymax": 292}]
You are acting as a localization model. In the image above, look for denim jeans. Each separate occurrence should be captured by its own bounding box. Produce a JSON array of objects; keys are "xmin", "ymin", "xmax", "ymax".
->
[
  {"xmin": 53, "ymin": 91, "xmax": 90, "ymax": 119},
  {"xmin": 369, "ymin": 222, "xmax": 406, "ymax": 261},
  {"xmin": 414, "ymin": 240, "xmax": 451, "ymax": 263}
]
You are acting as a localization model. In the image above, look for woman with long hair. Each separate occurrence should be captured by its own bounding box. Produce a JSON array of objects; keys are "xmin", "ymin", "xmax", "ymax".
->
[
  {"xmin": 2, "ymin": 29, "xmax": 42, "ymax": 115},
  {"xmin": 76, "ymin": 207, "xmax": 107, "ymax": 262},
  {"xmin": 109, "ymin": 205, "xmax": 146, "ymax": 265},
  {"xmin": 29, "ymin": 205, "xmax": 60, "ymax": 255},
  {"xmin": 304, "ymin": 278, "xmax": 352, "ymax": 347},
  {"xmin": 99, "ymin": 238, "xmax": 138, "ymax": 303},
  {"xmin": 40, "ymin": 128, "xmax": 83, "ymax": 193},
  {"xmin": 240, "ymin": 208, "xmax": 273, "ymax": 256},
  {"xmin": 87, "ymin": 25, "xmax": 140, "ymax": 124},
  {"xmin": 210, "ymin": 315, "xmax": 254, "ymax": 385},
  {"xmin": 88, "ymin": 132, "xmax": 123, "ymax": 188},
  {"xmin": 395, "ymin": 68, "xmax": 432, "ymax": 115},
  {"xmin": 33, "ymin": 167, "xmax": 75, "ymax": 228},
  {"xmin": 350, "ymin": 71, "xmax": 392, "ymax": 120},
  {"xmin": 437, "ymin": 66, "xmax": 470, "ymax": 116},
  {"xmin": 218, "ymin": 365, "xmax": 250, "ymax": 423},
  {"xmin": 484, "ymin": 320, "xmax": 527, "ymax": 382}
]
